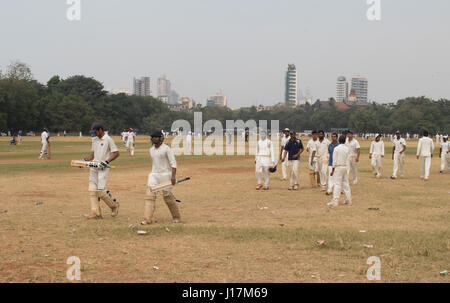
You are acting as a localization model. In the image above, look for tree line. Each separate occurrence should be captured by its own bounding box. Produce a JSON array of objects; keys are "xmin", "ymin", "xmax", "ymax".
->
[{"xmin": 1, "ymin": 61, "xmax": 449, "ymax": 135}]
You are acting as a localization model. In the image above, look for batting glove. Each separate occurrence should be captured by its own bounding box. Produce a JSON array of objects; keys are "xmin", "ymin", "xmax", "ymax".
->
[{"xmin": 100, "ymin": 160, "xmax": 110, "ymax": 169}]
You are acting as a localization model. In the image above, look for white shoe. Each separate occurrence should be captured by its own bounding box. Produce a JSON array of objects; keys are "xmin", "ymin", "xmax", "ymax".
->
[
  {"xmin": 327, "ymin": 201, "xmax": 338, "ymax": 207},
  {"xmin": 343, "ymin": 200, "xmax": 352, "ymax": 206}
]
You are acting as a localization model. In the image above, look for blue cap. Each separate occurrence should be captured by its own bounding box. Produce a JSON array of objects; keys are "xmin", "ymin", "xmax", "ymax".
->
[{"xmin": 90, "ymin": 122, "xmax": 103, "ymax": 133}]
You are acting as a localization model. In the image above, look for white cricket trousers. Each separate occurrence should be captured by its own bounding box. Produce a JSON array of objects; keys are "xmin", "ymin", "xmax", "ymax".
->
[
  {"xmin": 255, "ymin": 163, "xmax": 270, "ymax": 187},
  {"xmin": 392, "ymin": 153, "xmax": 405, "ymax": 178},
  {"xmin": 281, "ymin": 152, "xmax": 289, "ymax": 179},
  {"xmin": 39, "ymin": 143, "xmax": 49, "ymax": 159},
  {"xmin": 371, "ymin": 155, "xmax": 383, "ymax": 176},
  {"xmin": 317, "ymin": 156, "xmax": 328, "ymax": 187},
  {"xmin": 288, "ymin": 160, "xmax": 299, "ymax": 187},
  {"xmin": 327, "ymin": 166, "xmax": 335, "ymax": 193},
  {"xmin": 332, "ymin": 166, "xmax": 352, "ymax": 204},
  {"xmin": 441, "ymin": 153, "xmax": 450, "ymax": 171},
  {"xmin": 419, "ymin": 156, "xmax": 431, "ymax": 179},
  {"xmin": 346, "ymin": 156, "xmax": 358, "ymax": 184}
]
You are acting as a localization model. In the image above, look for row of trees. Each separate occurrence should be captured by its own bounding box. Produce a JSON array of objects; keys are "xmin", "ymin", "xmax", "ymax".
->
[{"xmin": 1, "ymin": 61, "xmax": 449, "ymax": 135}]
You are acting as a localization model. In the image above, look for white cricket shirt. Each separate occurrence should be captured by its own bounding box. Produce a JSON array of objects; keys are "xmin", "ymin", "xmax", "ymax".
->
[
  {"xmin": 393, "ymin": 137, "xmax": 406, "ymax": 154},
  {"xmin": 345, "ymin": 138, "xmax": 360, "ymax": 157},
  {"xmin": 416, "ymin": 137, "xmax": 434, "ymax": 157},
  {"xmin": 332, "ymin": 144, "xmax": 350, "ymax": 167},
  {"xmin": 91, "ymin": 134, "xmax": 119, "ymax": 162},
  {"xmin": 370, "ymin": 140, "xmax": 385, "ymax": 156},
  {"xmin": 150, "ymin": 143, "xmax": 177, "ymax": 174}
]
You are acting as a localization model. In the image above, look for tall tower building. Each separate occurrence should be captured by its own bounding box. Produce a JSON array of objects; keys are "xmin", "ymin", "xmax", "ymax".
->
[
  {"xmin": 206, "ymin": 93, "xmax": 227, "ymax": 107},
  {"xmin": 350, "ymin": 76, "xmax": 368, "ymax": 103},
  {"xmin": 285, "ymin": 64, "xmax": 298, "ymax": 106},
  {"xmin": 157, "ymin": 75, "xmax": 171, "ymax": 103},
  {"xmin": 336, "ymin": 76, "xmax": 349, "ymax": 102},
  {"xmin": 133, "ymin": 77, "xmax": 151, "ymax": 96}
]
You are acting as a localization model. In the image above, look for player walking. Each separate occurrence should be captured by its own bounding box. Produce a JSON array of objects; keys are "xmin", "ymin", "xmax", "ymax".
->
[
  {"xmin": 280, "ymin": 128, "xmax": 290, "ymax": 181},
  {"xmin": 142, "ymin": 130, "xmax": 181, "ymax": 225},
  {"xmin": 327, "ymin": 136, "xmax": 352, "ymax": 207},
  {"xmin": 313, "ymin": 130, "xmax": 330, "ymax": 191},
  {"xmin": 281, "ymin": 130, "xmax": 304, "ymax": 190},
  {"xmin": 306, "ymin": 130, "xmax": 319, "ymax": 187},
  {"xmin": 38, "ymin": 128, "xmax": 50, "ymax": 160},
  {"xmin": 255, "ymin": 130, "xmax": 275, "ymax": 190},
  {"xmin": 326, "ymin": 133, "xmax": 339, "ymax": 195},
  {"xmin": 416, "ymin": 131, "xmax": 434, "ymax": 180},
  {"xmin": 126, "ymin": 128, "xmax": 136, "ymax": 156},
  {"xmin": 84, "ymin": 122, "xmax": 120, "ymax": 219},
  {"xmin": 370, "ymin": 133, "xmax": 385, "ymax": 178},
  {"xmin": 345, "ymin": 130, "xmax": 360, "ymax": 184},
  {"xmin": 391, "ymin": 131, "xmax": 406, "ymax": 179},
  {"xmin": 439, "ymin": 135, "xmax": 450, "ymax": 173}
]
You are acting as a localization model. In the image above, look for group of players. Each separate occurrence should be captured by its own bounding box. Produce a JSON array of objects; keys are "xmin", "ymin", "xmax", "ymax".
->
[
  {"xmin": 255, "ymin": 128, "xmax": 450, "ymax": 207},
  {"xmin": 33, "ymin": 123, "xmax": 449, "ymax": 220}
]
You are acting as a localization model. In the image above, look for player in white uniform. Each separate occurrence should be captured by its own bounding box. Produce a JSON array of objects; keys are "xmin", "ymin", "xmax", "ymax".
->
[
  {"xmin": 306, "ymin": 131, "xmax": 319, "ymax": 187},
  {"xmin": 38, "ymin": 129, "xmax": 50, "ymax": 159},
  {"xmin": 391, "ymin": 131, "xmax": 406, "ymax": 179},
  {"xmin": 83, "ymin": 123, "xmax": 120, "ymax": 219},
  {"xmin": 416, "ymin": 131, "xmax": 435, "ymax": 180},
  {"xmin": 327, "ymin": 136, "xmax": 352, "ymax": 207},
  {"xmin": 369, "ymin": 134, "xmax": 385, "ymax": 178},
  {"xmin": 255, "ymin": 130, "xmax": 275, "ymax": 190},
  {"xmin": 121, "ymin": 130, "xmax": 128, "ymax": 145},
  {"xmin": 280, "ymin": 128, "xmax": 290, "ymax": 181},
  {"xmin": 126, "ymin": 128, "xmax": 136, "ymax": 156},
  {"xmin": 439, "ymin": 135, "xmax": 450, "ymax": 173},
  {"xmin": 345, "ymin": 130, "xmax": 360, "ymax": 184},
  {"xmin": 312, "ymin": 130, "xmax": 330, "ymax": 191},
  {"xmin": 142, "ymin": 130, "xmax": 181, "ymax": 225}
]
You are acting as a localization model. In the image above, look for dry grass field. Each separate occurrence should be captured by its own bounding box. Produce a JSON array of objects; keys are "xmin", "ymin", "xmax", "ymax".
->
[{"xmin": 0, "ymin": 135, "xmax": 448, "ymax": 283}]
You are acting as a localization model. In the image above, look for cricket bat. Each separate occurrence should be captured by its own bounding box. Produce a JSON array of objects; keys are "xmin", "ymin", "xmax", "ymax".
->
[
  {"xmin": 70, "ymin": 160, "xmax": 116, "ymax": 169},
  {"xmin": 149, "ymin": 177, "xmax": 190, "ymax": 192}
]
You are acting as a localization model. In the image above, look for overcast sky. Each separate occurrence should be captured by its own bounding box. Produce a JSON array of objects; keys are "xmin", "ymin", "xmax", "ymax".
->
[{"xmin": 1, "ymin": 0, "xmax": 449, "ymax": 108}]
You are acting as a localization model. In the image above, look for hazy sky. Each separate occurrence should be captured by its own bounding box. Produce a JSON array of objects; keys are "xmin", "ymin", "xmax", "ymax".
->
[{"xmin": 1, "ymin": 0, "xmax": 449, "ymax": 108}]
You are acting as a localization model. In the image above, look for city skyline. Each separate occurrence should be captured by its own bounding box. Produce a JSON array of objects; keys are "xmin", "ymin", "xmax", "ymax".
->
[{"xmin": 1, "ymin": 1, "xmax": 449, "ymax": 109}]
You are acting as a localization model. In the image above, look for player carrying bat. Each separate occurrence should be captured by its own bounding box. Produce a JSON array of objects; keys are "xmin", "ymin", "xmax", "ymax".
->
[
  {"xmin": 83, "ymin": 122, "xmax": 120, "ymax": 219},
  {"xmin": 141, "ymin": 130, "xmax": 181, "ymax": 225}
]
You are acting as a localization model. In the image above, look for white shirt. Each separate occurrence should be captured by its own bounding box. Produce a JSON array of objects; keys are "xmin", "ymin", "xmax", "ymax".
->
[
  {"xmin": 332, "ymin": 144, "xmax": 349, "ymax": 167},
  {"xmin": 91, "ymin": 134, "xmax": 118, "ymax": 162},
  {"xmin": 41, "ymin": 131, "xmax": 49, "ymax": 145},
  {"xmin": 127, "ymin": 131, "xmax": 135, "ymax": 144},
  {"xmin": 370, "ymin": 140, "xmax": 385, "ymax": 156},
  {"xmin": 393, "ymin": 137, "xmax": 406, "ymax": 154},
  {"xmin": 416, "ymin": 137, "xmax": 434, "ymax": 157},
  {"xmin": 306, "ymin": 139, "xmax": 318, "ymax": 161},
  {"xmin": 255, "ymin": 138, "xmax": 275, "ymax": 164},
  {"xmin": 186, "ymin": 134, "xmax": 192, "ymax": 143},
  {"xmin": 345, "ymin": 138, "xmax": 360, "ymax": 157},
  {"xmin": 150, "ymin": 143, "xmax": 177, "ymax": 174},
  {"xmin": 440, "ymin": 141, "xmax": 449, "ymax": 155},
  {"xmin": 281, "ymin": 135, "xmax": 290, "ymax": 148},
  {"xmin": 316, "ymin": 138, "xmax": 330, "ymax": 158}
]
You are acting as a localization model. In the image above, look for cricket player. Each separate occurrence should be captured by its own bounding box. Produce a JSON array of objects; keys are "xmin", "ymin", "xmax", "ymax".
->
[
  {"xmin": 327, "ymin": 136, "xmax": 352, "ymax": 207},
  {"xmin": 126, "ymin": 128, "xmax": 136, "ymax": 156},
  {"xmin": 369, "ymin": 133, "xmax": 385, "ymax": 178},
  {"xmin": 306, "ymin": 130, "xmax": 319, "ymax": 187},
  {"xmin": 121, "ymin": 130, "xmax": 128, "ymax": 145},
  {"xmin": 38, "ymin": 128, "xmax": 50, "ymax": 160},
  {"xmin": 84, "ymin": 122, "xmax": 120, "ymax": 219},
  {"xmin": 416, "ymin": 131, "xmax": 434, "ymax": 180},
  {"xmin": 280, "ymin": 128, "xmax": 290, "ymax": 181},
  {"xmin": 345, "ymin": 130, "xmax": 360, "ymax": 184},
  {"xmin": 312, "ymin": 130, "xmax": 330, "ymax": 191},
  {"xmin": 142, "ymin": 130, "xmax": 180, "ymax": 225},
  {"xmin": 255, "ymin": 130, "xmax": 275, "ymax": 190},
  {"xmin": 17, "ymin": 130, "xmax": 22, "ymax": 145},
  {"xmin": 281, "ymin": 130, "xmax": 304, "ymax": 190},
  {"xmin": 391, "ymin": 131, "xmax": 406, "ymax": 179},
  {"xmin": 440, "ymin": 135, "xmax": 450, "ymax": 173},
  {"xmin": 326, "ymin": 133, "xmax": 339, "ymax": 195}
]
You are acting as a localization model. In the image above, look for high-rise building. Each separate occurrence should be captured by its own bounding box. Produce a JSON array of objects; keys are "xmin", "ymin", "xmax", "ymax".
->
[
  {"xmin": 206, "ymin": 93, "xmax": 227, "ymax": 107},
  {"xmin": 169, "ymin": 90, "xmax": 179, "ymax": 105},
  {"xmin": 350, "ymin": 76, "xmax": 368, "ymax": 103},
  {"xmin": 336, "ymin": 76, "xmax": 349, "ymax": 102},
  {"xmin": 133, "ymin": 77, "xmax": 151, "ymax": 96},
  {"xmin": 285, "ymin": 64, "xmax": 298, "ymax": 106},
  {"xmin": 157, "ymin": 75, "xmax": 171, "ymax": 103}
]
